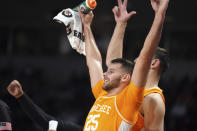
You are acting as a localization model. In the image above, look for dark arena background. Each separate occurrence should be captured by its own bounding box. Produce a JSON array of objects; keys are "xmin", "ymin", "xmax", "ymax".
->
[{"xmin": 0, "ymin": 0, "xmax": 197, "ymax": 130}]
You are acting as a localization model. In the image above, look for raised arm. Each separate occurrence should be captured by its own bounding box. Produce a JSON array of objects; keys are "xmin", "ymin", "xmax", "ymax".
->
[
  {"xmin": 78, "ymin": 9, "xmax": 103, "ymax": 88},
  {"xmin": 0, "ymin": 100, "xmax": 12, "ymax": 131},
  {"xmin": 7, "ymin": 80, "xmax": 82, "ymax": 131},
  {"xmin": 7, "ymin": 80, "xmax": 55, "ymax": 130},
  {"xmin": 131, "ymin": 0, "xmax": 169, "ymax": 87},
  {"xmin": 106, "ymin": 0, "xmax": 136, "ymax": 67}
]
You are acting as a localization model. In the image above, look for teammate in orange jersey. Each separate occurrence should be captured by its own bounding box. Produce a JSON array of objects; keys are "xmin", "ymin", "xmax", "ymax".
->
[
  {"xmin": 78, "ymin": 0, "xmax": 169, "ymax": 130},
  {"xmin": 106, "ymin": 0, "xmax": 169, "ymax": 130},
  {"xmin": 130, "ymin": 48, "xmax": 168, "ymax": 131}
]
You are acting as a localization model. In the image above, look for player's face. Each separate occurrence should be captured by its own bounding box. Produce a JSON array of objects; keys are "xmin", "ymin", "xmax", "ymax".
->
[{"xmin": 103, "ymin": 63, "xmax": 124, "ymax": 91}]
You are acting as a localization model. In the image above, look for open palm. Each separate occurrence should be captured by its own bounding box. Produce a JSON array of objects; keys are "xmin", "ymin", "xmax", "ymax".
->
[{"xmin": 113, "ymin": 0, "xmax": 136, "ymax": 23}]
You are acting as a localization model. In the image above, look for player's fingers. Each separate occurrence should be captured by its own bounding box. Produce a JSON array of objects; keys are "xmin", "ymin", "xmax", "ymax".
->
[
  {"xmin": 7, "ymin": 85, "xmax": 11, "ymax": 91},
  {"xmin": 128, "ymin": 11, "xmax": 136, "ymax": 18},
  {"xmin": 7, "ymin": 82, "xmax": 13, "ymax": 90},
  {"xmin": 9, "ymin": 86, "xmax": 16, "ymax": 92},
  {"xmin": 118, "ymin": 0, "xmax": 122, "ymax": 7},
  {"xmin": 112, "ymin": 6, "xmax": 119, "ymax": 16},
  {"xmin": 123, "ymin": 0, "xmax": 128, "ymax": 7},
  {"xmin": 78, "ymin": 8, "xmax": 84, "ymax": 20},
  {"xmin": 89, "ymin": 11, "xmax": 94, "ymax": 17},
  {"xmin": 112, "ymin": 6, "xmax": 116, "ymax": 14},
  {"xmin": 13, "ymin": 80, "xmax": 20, "ymax": 85},
  {"xmin": 7, "ymin": 84, "xmax": 15, "ymax": 93},
  {"xmin": 112, "ymin": 9, "xmax": 116, "ymax": 16}
]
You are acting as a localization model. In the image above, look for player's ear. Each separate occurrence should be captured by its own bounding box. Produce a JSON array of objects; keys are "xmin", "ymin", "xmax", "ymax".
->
[
  {"xmin": 121, "ymin": 74, "xmax": 130, "ymax": 82},
  {"xmin": 151, "ymin": 59, "xmax": 160, "ymax": 69}
]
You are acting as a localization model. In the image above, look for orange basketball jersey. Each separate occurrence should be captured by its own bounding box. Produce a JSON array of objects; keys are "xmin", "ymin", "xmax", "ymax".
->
[
  {"xmin": 83, "ymin": 80, "xmax": 144, "ymax": 131},
  {"xmin": 130, "ymin": 87, "xmax": 165, "ymax": 131}
]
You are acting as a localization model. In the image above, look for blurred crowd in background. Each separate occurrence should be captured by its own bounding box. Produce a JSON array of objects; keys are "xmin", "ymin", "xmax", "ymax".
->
[{"xmin": 0, "ymin": 0, "xmax": 197, "ymax": 130}]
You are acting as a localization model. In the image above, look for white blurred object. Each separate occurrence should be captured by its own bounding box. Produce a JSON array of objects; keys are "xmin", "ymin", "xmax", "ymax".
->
[
  {"xmin": 48, "ymin": 120, "xmax": 58, "ymax": 131},
  {"xmin": 53, "ymin": 8, "xmax": 85, "ymax": 55}
]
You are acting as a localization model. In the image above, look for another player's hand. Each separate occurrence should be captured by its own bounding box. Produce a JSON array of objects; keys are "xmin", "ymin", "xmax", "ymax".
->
[
  {"xmin": 151, "ymin": 0, "xmax": 169, "ymax": 14},
  {"xmin": 78, "ymin": 8, "xmax": 94, "ymax": 27},
  {"xmin": 113, "ymin": 0, "xmax": 136, "ymax": 24},
  {"xmin": 7, "ymin": 80, "xmax": 24, "ymax": 99}
]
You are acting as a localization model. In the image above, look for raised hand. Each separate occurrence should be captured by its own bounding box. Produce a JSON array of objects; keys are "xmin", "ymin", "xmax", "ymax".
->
[
  {"xmin": 112, "ymin": 0, "xmax": 136, "ymax": 24},
  {"xmin": 7, "ymin": 80, "xmax": 24, "ymax": 98},
  {"xmin": 151, "ymin": 0, "xmax": 169, "ymax": 14},
  {"xmin": 78, "ymin": 8, "xmax": 94, "ymax": 27}
]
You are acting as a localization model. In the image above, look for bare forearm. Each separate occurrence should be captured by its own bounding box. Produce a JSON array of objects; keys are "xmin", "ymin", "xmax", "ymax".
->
[
  {"xmin": 83, "ymin": 25, "xmax": 104, "ymax": 87},
  {"xmin": 106, "ymin": 23, "xmax": 127, "ymax": 66},
  {"xmin": 144, "ymin": 118, "xmax": 164, "ymax": 131},
  {"xmin": 143, "ymin": 124, "xmax": 164, "ymax": 131},
  {"xmin": 84, "ymin": 25, "xmax": 102, "ymax": 66},
  {"xmin": 131, "ymin": 12, "xmax": 166, "ymax": 87},
  {"xmin": 143, "ymin": 128, "xmax": 163, "ymax": 131}
]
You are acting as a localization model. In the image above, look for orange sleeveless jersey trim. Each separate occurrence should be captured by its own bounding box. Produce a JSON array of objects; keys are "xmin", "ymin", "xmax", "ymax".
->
[
  {"xmin": 144, "ymin": 87, "xmax": 165, "ymax": 104},
  {"xmin": 84, "ymin": 80, "xmax": 144, "ymax": 131},
  {"xmin": 130, "ymin": 87, "xmax": 165, "ymax": 131}
]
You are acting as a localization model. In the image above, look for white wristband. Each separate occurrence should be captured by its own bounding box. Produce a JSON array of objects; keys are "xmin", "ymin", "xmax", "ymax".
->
[{"xmin": 49, "ymin": 120, "xmax": 58, "ymax": 130}]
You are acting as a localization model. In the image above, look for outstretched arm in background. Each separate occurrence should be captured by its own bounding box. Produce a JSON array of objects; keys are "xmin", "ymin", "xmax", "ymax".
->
[
  {"xmin": 7, "ymin": 80, "xmax": 82, "ymax": 131},
  {"xmin": 7, "ymin": 80, "xmax": 56, "ymax": 130},
  {"xmin": 78, "ymin": 9, "xmax": 103, "ymax": 88},
  {"xmin": 106, "ymin": 0, "xmax": 136, "ymax": 67},
  {"xmin": 0, "ymin": 100, "xmax": 12, "ymax": 131},
  {"xmin": 131, "ymin": 0, "xmax": 169, "ymax": 87}
]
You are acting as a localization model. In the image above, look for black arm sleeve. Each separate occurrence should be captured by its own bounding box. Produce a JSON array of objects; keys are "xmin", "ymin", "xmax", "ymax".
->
[
  {"xmin": 0, "ymin": 99, "xmax": 12, "ymax": 122},
  {"xmin": 17, "ymin": 93, "xmax": 82, "ymax": 131}
]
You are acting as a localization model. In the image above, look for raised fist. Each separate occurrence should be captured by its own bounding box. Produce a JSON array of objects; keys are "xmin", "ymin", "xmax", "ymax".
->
[
  {"xmin": 78, "ymin": 8, "xmax": 94, "ymax": 27},
  {"xmin": 7, "ymin": 80, "xmax": 24, "ymax": 99}
]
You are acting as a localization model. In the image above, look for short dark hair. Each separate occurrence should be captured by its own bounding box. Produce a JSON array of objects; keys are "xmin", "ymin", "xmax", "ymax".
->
[
  {"xmin": 153, "ymin": 47, "xmax": 169, "ymax": 74},
  {"xmin": 111, "ymin": 58, "xmax": 134, "ymax": 75}
]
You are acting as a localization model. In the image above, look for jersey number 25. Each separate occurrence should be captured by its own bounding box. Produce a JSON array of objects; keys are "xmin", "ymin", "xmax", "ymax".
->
[{"xmin": 84, "ymin": 114, "xmax": 100, "ymax": 131}]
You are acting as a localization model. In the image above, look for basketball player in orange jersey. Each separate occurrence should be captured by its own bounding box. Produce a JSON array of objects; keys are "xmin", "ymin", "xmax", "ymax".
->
[
  {"xmin": 78, "ymin": 0, "xmax": 169, "ymax": 129},
  {"xmin": 106, "ymin": 0, "xmax": 169, "ymax": 130}
]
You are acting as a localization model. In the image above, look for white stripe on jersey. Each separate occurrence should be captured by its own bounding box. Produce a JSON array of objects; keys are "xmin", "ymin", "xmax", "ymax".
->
[{"xmin": 118, "ymin": 121, "xmax": 134, "ymax": 131}]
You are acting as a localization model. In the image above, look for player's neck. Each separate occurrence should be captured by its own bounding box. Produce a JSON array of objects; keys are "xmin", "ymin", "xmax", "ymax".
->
[
  {"xmin": 145, "ymin": 70, "xmax": 160, "ymax": 89},
  {"xmin": 106, "ymin": 83, "xmax": 127, "ymax": 96}
]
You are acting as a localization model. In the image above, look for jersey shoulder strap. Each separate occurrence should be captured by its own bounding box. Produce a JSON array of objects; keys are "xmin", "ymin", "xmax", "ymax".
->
[{"xmin": 144, "ymin": 87, "xmax": 165, "ymax": 104}]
